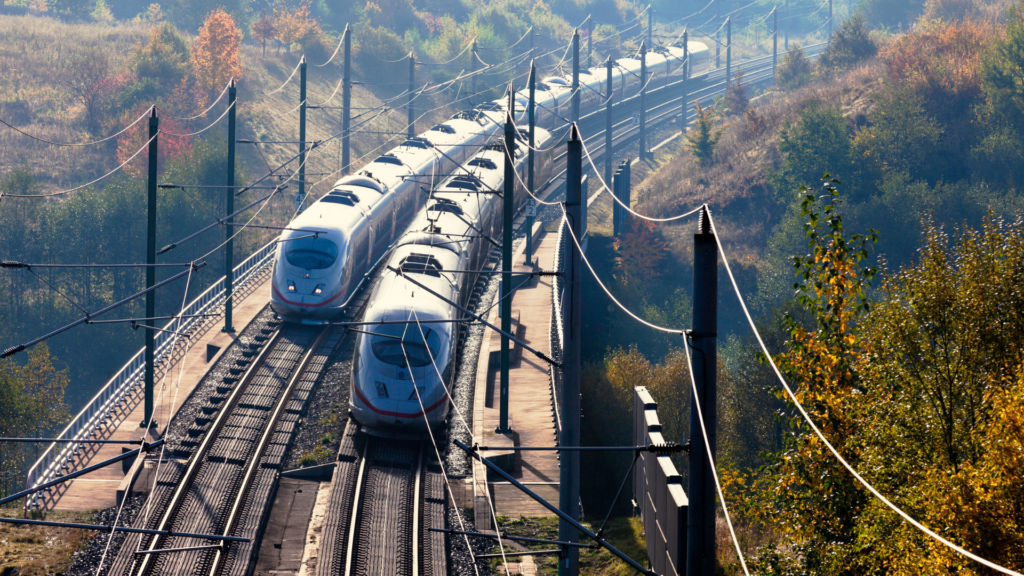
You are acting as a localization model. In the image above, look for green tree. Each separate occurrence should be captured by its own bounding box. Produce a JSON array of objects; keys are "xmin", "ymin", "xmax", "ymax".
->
[
  {"xmin": 772, "ymin": 101, "xmax": 852, "ymax": 199},
  {"xmin": 0, "ymin": 346, "xmax": 69, "ymax": 498},
  {"xmin": 818, "ymin": 15, "xmax": 878, "ymax": 73},
  {"xmin": 684, "ymin": 102, "xmax": 724, "ymax": 165},
  {"xmin": 859, "ymin": 0, "xmax": 926, "ymax": 29},
  {"xmin": 851, "ymin": 85, "xmax": 942, "ymax": 184},
  {"xmin": 134, "ymin": 22, "xmax": 191, "ymax": 84},
  {"xmin": 776, "ymin": 44, "xmax": 812, "ymax": 89},
  {"xmin": 980, "ymin": 3, "xmax": 1024, "ymax": 133}
]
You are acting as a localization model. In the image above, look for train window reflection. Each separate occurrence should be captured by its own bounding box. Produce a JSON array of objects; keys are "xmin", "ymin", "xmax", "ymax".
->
[
  {"xmin": 285, "ymin": 236, "xmax": 339, "ymax": 269},
  {"xmin": 371, "ymin": 326, "xmax": 441, "ymax": 368}
]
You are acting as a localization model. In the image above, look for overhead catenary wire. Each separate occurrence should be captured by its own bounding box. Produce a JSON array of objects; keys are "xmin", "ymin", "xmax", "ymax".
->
[
  {"xmin": 681, "ymin": 336, "xmax": 751, "ymax": 576},
  {"xmin": 160, "ymin": 100, "xmax": 235, "ymax": 138},
  {"xmin": 559, "ymin": 202, "xmax": 685, "ymax": 334},
  {"xmin": 705, "ymin": 210, "xmax": 1024, "ymax": 576},
  {"xmin": 0, "ymin": 105, "xmax": 152, "ymax": 147},
  {"xmin": 156, "ymin": 81, "xmax": 231, "ymax": 121},
  {"xmin": 2, "ymin": 132, "xmax": 158, "ymax": 198}
]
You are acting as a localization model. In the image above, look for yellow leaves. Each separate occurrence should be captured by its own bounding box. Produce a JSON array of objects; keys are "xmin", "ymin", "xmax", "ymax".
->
[{"xmin": 273, "ymin": 2, "xmax": 323, "ymax": 50}]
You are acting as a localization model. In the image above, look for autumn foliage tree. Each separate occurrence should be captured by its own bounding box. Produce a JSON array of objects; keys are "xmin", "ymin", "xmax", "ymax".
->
[
  {"xmin": 190, "ymin": 9, "xmax": 243, "ymax": 93},
  {"xmin": 116, "ymin": 105, "xmax": 192, "ymax": 179},
  {"xmin": 251, "ymin": 11, "xmax": 277, "ymax": 56},
  {"xmin": 274, "ymin": 2, "xmax": 323, "ymax": 54}
]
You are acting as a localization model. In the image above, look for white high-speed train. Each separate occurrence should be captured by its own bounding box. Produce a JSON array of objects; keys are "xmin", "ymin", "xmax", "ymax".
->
[
  {"xmin": 269, "ymin": 39, "xmax": 709, "ymax": 323},
  {"xmin": 349, "ymin": 127, "xmax": 557, "ymax": 430}
]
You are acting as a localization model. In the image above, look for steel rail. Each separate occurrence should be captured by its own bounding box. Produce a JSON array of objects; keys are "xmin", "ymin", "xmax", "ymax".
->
[
  {"xmin": 342, "ymin": 437, "xmax": 370, "ymax": 575},
  {"xmin": 132, "ymin": 328, "xmax": 283, "ymax": 576},
  {"xmin": 207, "ymin": 326, "xmax": 332, "ymax": 576},
  {"xmin": 412, "ymin": 444, "xmax": 424, "ymax": 576}
]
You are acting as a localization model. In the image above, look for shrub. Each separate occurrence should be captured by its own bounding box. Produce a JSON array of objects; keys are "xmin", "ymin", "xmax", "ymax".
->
[
  {"xmin": 776, "ymin": 44, "xmax": 812, "ymax": 89},
  {"xmin": 355, "ymin": 24, "xmax": 408, "ymax": 82},
  {"xmin": 723, "ymin": 70, "xmax": 749, "ymax": 115},
  {"xmin": 134, "ymin": 22, "xmax": 190, "ymax": 84},
  {"xmin": 817, "ymin": 15, "xmax": 878, "ymax": 73}
]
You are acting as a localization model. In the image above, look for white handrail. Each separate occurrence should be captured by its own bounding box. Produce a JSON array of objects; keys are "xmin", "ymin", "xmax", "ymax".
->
[{"xmin": 23, "ymin": 240, "xmax": 278, "ymax": 507}]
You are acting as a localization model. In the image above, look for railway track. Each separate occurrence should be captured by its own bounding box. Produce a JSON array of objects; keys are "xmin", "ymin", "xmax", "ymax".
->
[
  {"xmin": 107, "ymin": 278, "xmax": 376, "ymax": 576},
  {"xmin": 101, "ymin": 49, "xmax": 824, "ymax": 576},
  {"xmin": 315, "ymin": 424, "xmax": 447, "ymax": 576}
]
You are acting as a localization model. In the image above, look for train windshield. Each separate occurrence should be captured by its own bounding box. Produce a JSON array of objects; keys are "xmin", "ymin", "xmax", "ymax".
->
[
  {"xmin": 285, "ymin": 236, "xmax": 339, "ymax": 270},
  {"xmin": 371, "ymin": 325, "xmax": 441, "ymax": 367}
]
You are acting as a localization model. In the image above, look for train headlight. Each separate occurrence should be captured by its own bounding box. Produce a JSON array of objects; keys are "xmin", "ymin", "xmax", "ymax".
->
[
  {"xmin": 314, "ymin": 285, "xmax": 323, "ymax": 295},
  {"xmin": 288, "ymin": 282, "xmax": 295, "ymax": 292}
]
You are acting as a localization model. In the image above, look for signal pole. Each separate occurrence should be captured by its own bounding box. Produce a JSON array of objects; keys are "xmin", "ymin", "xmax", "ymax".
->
[
  {"xmin": 497, "ymin": 86, "xmax": 515, "ymax": 434},
  {"xmin": 639, "ymin": 40, "xmax": 647, "ymax": 160},
  {"xmin": 526, "ymin": 61, "xmax": 537, "ymax": 267},
  {"xmin": 829, "ymin": 0, "xmax": 834, "ymax": 37},
  {"xmin": 647, "ymin": 4, "xmax": 653, "ymax": 46},
  {"xmin": 687, "ymin": 207, "xmax": 719, "ymax": 576},
  {"xmin": 408, "ymin": 53, "xmax": 416, "ymax": 138},
  {"xmin": 773, "ymin": 7, "xmax": 778, "ymax": 77},
  {"xmin": 558, "ymin": 123, "xmax": 583, "ymax": 576},
  {"xmin": 471, "ymin": 39, "xmax": 478, "ymax": 107},
  {"xmin": 297, "ymin": 55, "xmax": 307, "ymax": 214},
  {"xmin": 726, "ymin": 18, "xmax": 732, "ymax": 86},
  {"xmin": 224, "ymin": 80, "xmax": 236, "ymax": 334},
  {"xmin": 680, "ymin": 30, "xmax": 689, "ymax": 127},
  {"xmin": 342, "ymin": 25, "xmax": 351, "ymax": 175},
  {"xmin": 785, "ymin": 0, "xmax": 789, "ymax": 49},
  {"xmin": 604, "ymin": 56, "xmax": 613, "ymax": 193},
  {"xmin": 587, "ymin": 20, "xmax": 593, "ymax": 68},
  {"xmin": 571, "ymin": 29, "xmax": 580, "ymax": 124},
  {"xmin": 143, "ymin": 108, "xmax": 158, "ymax": 429}
]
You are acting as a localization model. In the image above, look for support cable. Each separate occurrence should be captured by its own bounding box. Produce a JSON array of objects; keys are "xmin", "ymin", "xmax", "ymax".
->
[
  {"xmin": 681, "ymin": 336, "xmax": 751, "ymax": 576},
  {"xmin": 398, "ymin": 314, "xmax": 486, "ymax": 576},
  {"xmin": 157, "ymin": 81, "xmax": 231, "ymax": 121},
  {"xmin": 159, "ymin": 101, "xmax": 235, "ymax": 138},
  {"xmin": 558, "ymin": 204, "xmax": 684, "ymax": 334},
  {"xmin": 0, "ymin": 106, "xmax": 152, "ymax": 147},
  {"xmin": 265, "ymin": 59, "xmax": 303, "ymax": 95},
  {"xmin": 705, "ymin": 210, "xmax": 1024, "ymax": 576},
  {"xmin": 2, "ymin": 132, "xmax": 158, "ymax": 198}
]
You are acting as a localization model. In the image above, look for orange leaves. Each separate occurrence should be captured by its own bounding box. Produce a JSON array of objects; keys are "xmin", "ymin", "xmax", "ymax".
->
[
  {"xmin": 116, "ymin": 105, "xmax": 191, "ymax": 179},
  {"xmin": 880, "ymin": 19, "xmax": 994, "ymax": 105},
  {"xmin": 190, "ymin": 9, "xmax": 243, "ymax": 93},
  {"xmin": 612, "ymin": 219, "xmax": 667, "ymax": 293},
  {"xmin": 273, "ymin": 2, "xmax": 323, "ymax": 51}
]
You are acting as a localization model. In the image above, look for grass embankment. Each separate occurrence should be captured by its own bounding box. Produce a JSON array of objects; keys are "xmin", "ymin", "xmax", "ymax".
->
[
  {"xmin": 0, "ymin": 509, "xmax": 95, "ymax": 576},
  {"xmin": 488, "ymin": 515, "xmax": 647, "ymax": 576},
  {"xmin": 0, "ymin": 14, "xmax": 451, "ymax": 192}
]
